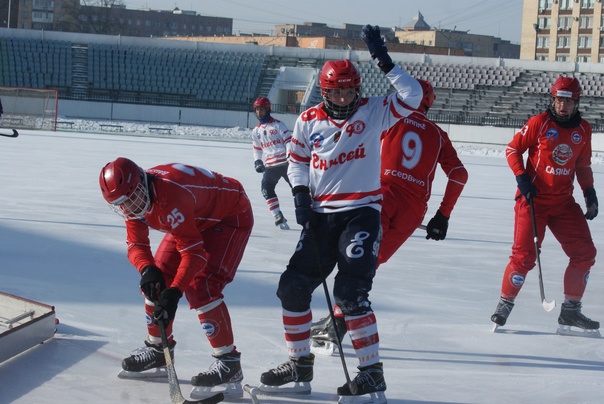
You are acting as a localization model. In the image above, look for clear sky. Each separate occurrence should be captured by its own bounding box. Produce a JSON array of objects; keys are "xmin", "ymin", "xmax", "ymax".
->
[{"xmin": 125, "ymin": 0, "xmax": 525, "ymax": 44}]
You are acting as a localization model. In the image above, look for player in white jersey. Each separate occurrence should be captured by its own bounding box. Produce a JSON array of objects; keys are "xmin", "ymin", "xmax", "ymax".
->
[
  {"xmin": 250, "ymin": 97, "xmax": 292, "ymax": 229},
  {"xmin": 258, "ymin": 25, "xmax": 423, "ymax": 401}
]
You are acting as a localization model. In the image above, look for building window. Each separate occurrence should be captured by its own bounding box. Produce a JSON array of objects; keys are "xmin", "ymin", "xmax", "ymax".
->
[
  {"xmin": 577, "ymin": 55, "xmax": 591, "ymax": 62},
  {"xmin": 557, "ymin": 35, "xmax": 571, "ymax": 47},
  {"xmin": 579, "ymin": 16, "xmax": 593, "ymax": 29},
  {"xmin": 537, "ymin": 36, "xmax": 550, "ymax": 48},
  {"xmin": 580, "ymin": 0, "xmax": 595, "ymax": 8},
  {"xmin": 539, "ymin": 0, "xmax": 553, "ymax": 9},
  {"xmin": 578, "ymin": 35, "xmax": 592, "ymax": 47},
  {"xmin": 558, "ymin": 16, "xmax": 572, "ymax": 29},
  {"xmin": 556, "ymin": 55, "xmax": 569, "ymax": 61},
  {"xmin": 538, "ymin": 17, "xmax": 551, "ymax": 28},
  {"xmin": 560, "ymin": 0, "xmax": 572, "ymax": 10}
]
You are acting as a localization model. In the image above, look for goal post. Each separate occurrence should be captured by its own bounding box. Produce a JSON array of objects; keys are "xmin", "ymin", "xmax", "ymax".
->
[{"xmin": 0, "ymin": 87, "xmax": 58, "ymax": 131}]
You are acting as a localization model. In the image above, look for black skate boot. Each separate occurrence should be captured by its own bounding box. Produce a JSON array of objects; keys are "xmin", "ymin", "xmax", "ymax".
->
[
  {"xmin": 311, "ymin": 315, "xmax": 347, "ymax": 343},
  {"xmin": 190, "ymin": 351, "xmax": 243, "ymax": 398},
  {"xmin": 310, "ymin": 315, "xmax": 347, "ymax": 356},
  {"xmin": 259, "ymin": 354, "xmax": 314, "ymax": 394},
  {"xmin": 557, "ymin": 301, "xmax": 601, "ymax": 337},
  {"xmin": 491, "ymin": 297, "xmax": 515, "ymax": 328},
  {"xmin": 337, "ymin": 362, "xmax": 387, "ymax": 403},
  {"xmin": 121, "ymin": 339, "xmax": 176, "ymax": 373},
  {"xmin": 274, "ymin": 212, "xmax": 289, "ymax": 230}
]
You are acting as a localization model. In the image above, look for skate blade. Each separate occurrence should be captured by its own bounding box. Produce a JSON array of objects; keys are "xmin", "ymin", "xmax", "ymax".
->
[
  {"xmin": 117, "ymin": 367, "xmax": 167, "ymax": 379},
  {"xmin": 338, "ymin": 391, "xmax": 387, "ymax": 404},
  {"xmin": 258, "ymin": 381, "xmax": 311, "ymax": 395},
  {"xmin": 278, "ymin": 222, "xmax": 290, "ymax": 230},
  {"xmin": 190, "ymin": 382, "xmax": 243, "ymax": 399},
  {"xmin": 556, "ymin": 325, "xmax": 601, "ymax": 338},
  {"xmin": 310, "ymin": 339, "xmax": 337, "ymax": 356}
]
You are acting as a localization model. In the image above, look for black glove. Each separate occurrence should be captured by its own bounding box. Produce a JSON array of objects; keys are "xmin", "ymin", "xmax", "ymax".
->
[
  {"xmin": 254, "ymin": 159, "xmax": 265, "ymax": 173},
  {"xmin": 426, "ymin": 210, "xmax": 449, "ymax": 241},
  {"xmin": 361, "ymin": 25, "xmax": 393, "ymax": 70},
  {"xmin": 515, "ymin": 173, "xmax": 537, "ymax": 201},
  {"xmin": 153, "ymin": 287, "xmax": 182, "ymax": 327},
  {"xmin": 584, "ymin": 187, "xmax": 598, "ymax": 220},
  {"xmin": 293, "ymin": 186, "xmax": 315, "ymax": 227},
  {"xmin": 140, "ymin": 265, "xmax": 165, "ymax": 301}
]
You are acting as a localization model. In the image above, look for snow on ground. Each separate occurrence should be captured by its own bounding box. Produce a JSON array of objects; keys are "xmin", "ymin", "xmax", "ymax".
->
[{"xmin": 1, "ymin": 123, "xmax": 604, "ymax": 404}]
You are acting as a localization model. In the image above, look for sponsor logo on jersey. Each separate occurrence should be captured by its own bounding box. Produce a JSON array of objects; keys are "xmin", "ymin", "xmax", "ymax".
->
[
  {"xmin": 260, "ymin": 138, "xmax": 283, "ymax": 148},
  {"xmin": 552, "ymin": 144, "xmax": 572, "ymax": 165},
  {"xmin": 310, "ymin": 133, "xmax": 325, "ymax": 149},
  {"xmin": 291, "ymin": 137, "xmax": 306, "ymax": 149},
  {"xmin": 383, "ymin": 169, "xmax": 426, "ymax": 186},
  {"xmin": 571, "ymin": 132, "xmax": 582, "ymax": 144},
  {"xmin": 545, "ymin": 165, "xmax": 571, "ymax": 175},
  {"xmin": 545, "ymin": 128, "xmax": 559, "ymax": 141}
]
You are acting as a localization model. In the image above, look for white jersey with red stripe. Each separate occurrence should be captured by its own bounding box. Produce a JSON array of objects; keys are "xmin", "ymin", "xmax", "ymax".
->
[
  {"xmin": 251, "ymin": 117, "xmax": 292, "ymax": 167},
  {"xmin": 288, "ymin": 65, "xmax": 422, "ymax": 213}
]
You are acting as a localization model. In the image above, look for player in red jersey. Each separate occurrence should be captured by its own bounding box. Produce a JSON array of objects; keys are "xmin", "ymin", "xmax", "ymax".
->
[
  {"xmin": 491, "ymin": 76, "xmax": 599, "ymax": 335},
  {"xmin": 311, "ymin": 79, "xmax": 468, "ymax": 351},
  {"xmin": 379, "ymin": 79, "xmax": 468, "ymax": 262},
  {"xmin": 100, "ymin": 158, "xmax": 253, "ymax": 398}
]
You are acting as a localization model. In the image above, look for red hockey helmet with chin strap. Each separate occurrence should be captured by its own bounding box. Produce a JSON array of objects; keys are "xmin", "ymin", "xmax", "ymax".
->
[
  {"xmin": 550, "ymin": 76, "xmax": 581, "ymax": 122},
  {"xmin": 253, "ymin": 97, "xmax": 271, "ymax": 110},
  {"xmin": 319, "ymin": 60, "xmax": 362, "ymax": 119},
  {"xmin": 551, "ymin": 76, "xmax": 581, "ymax": 100},
  {"xmin": 99, "ymin": 157, "xmax": 151, "ymax": 220}
]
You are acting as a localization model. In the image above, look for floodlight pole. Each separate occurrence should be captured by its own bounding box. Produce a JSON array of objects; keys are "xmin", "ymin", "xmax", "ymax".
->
[{"xmin": 7, "ymin": 0, "xmax": 11, "ymax": 28}]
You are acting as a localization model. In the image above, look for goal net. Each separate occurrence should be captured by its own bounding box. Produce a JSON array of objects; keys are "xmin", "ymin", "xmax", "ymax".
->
[{"xmin": 0, "ymin": 87, "xmax": 58, "ymax": 131}]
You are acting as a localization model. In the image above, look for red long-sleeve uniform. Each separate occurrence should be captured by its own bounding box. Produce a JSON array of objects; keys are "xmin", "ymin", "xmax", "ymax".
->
[{"xmin": 500, "ymin": 111, "xmax": 596, "ymax": 301}]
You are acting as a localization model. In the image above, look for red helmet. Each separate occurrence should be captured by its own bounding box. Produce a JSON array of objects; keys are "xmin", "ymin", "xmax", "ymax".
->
[
  {"xmin": 550, "ymin": 76, "xmax": 581, "ymax": 122},
  {"xmin": 99, "ymin": 157, "xmax": 150, "ymax": 220},
  {"xmin": 319, "ymin": 60, "xmax": 362, "ymax": 119},
  {"xmin": 551, "ymin": 76, "xmax": 581, "ymax": 100},
  {"xmin": 417, "ymin": 79, "xmax": 436, "ymax": 113},
  {"xmin": 319, "ymin": 60, "xmax": 361, "ymax": 89},
  {"xmin": 253, "ymin": 97, "xmax": 271, "ymax": 110}
]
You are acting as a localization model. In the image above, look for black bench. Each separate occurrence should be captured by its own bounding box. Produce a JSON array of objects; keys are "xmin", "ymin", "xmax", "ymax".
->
[
  {"xmin": 149, "ymin": 127, "xmax": 173, "ymax": 134},
  {"xmin": 99, "ymin": 124, "xmax": 124, "ymax": 132}
]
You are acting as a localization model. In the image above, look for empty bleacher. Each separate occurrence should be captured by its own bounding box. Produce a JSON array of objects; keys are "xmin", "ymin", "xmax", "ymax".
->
[{"xmin": 2, "ymin": 29, "xmax": 604, "ymax": 130}]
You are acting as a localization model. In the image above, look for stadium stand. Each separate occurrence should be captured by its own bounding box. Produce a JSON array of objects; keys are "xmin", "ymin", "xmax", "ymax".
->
[{"xmin": 2, "ymin": 27, "xmax": 604, "ymax": 131}]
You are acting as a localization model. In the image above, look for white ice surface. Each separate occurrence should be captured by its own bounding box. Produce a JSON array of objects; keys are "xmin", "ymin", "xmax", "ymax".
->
[{"xmin": 1, "ymin": 124, "xmax": 603, "ymax": 404}]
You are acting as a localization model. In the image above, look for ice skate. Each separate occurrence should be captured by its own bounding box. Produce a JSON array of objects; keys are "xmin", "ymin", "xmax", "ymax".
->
[
  {"xmin": 491, "ymin": 297, "xmax": 514, "ymax": 331},
  {"xmin": 310, "ymin": 315, "xmax": 347, "ymax": 356},
  {"xmin": 557, "ymin": 301, "xmax": 601, "ymax": 338},
  {"xmin": 117, "ymin": 339, "xmax": 175, "ymax": 379},
  {"xmin": 258, "ymin": 354, "xmax": 314, "ymax": 395},
  {"xmin": 337, "ymin": 362, "xmax": 387, "ymax": 404},
  {"xmin": 190, "ymin": 351, "xmax": 243, "ymax": 399},
  {"xmin": 274, "ymin": 212, "xmax": 290, "ymax": 230}
]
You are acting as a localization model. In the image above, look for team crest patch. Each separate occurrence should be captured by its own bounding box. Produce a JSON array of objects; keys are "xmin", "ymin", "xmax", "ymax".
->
[
  {"xmin": 201, "ymin": 321, "xmax": 218, "ymax": 337},
  {"xmin": 511, "ymin": 273, "xmax": 525, "ymax": 287},
  {"xmin": 552, "ymin": 144, "xmax": 572, "ymax": 165},
  {"xmin": 571, "ymin": 132, "xmax": 582, "ymax": 144},
  {"xmin": 545, "ymin": 128, "xmax": 558, "ymax": 141}
]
